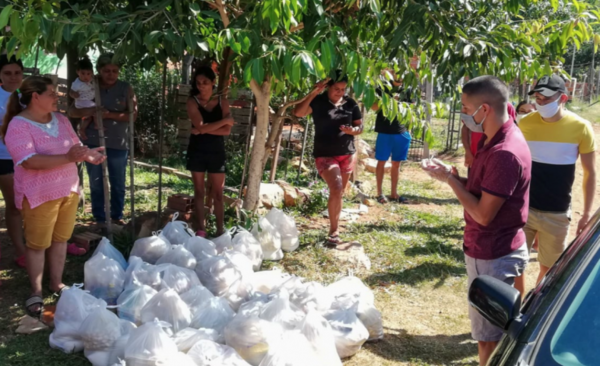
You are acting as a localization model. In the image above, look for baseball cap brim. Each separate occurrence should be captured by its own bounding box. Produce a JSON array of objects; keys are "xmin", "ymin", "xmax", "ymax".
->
[{"xmin": 528, "ymin": 87, "xmax": 561, "ymax": 97}]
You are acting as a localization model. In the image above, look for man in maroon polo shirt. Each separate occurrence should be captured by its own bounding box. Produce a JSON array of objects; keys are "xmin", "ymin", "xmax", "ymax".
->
[{"xmin": 422, "ymin": 76, "xmax": 531, "ymax": 366}]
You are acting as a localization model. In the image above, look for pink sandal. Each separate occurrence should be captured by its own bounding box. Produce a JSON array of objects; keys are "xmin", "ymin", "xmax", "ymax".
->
[
  {"xmin": 67, "ymin": 243, "xmax": 87, "ymax": 256},
  {"xmin": 14, "ymin": 255, "xmax": 26, "ymax": 268},
  {"xmin": 196, "ymin": 230, "xmax": 207, "ymax": 238}
]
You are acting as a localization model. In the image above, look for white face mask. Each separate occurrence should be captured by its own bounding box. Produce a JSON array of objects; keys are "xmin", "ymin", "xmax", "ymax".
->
[{"xmin": 535, "ymin": 99, "xmax": 560, "ymax": 119}]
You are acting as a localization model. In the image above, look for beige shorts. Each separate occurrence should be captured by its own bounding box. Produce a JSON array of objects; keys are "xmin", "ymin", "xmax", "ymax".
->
[{"xmin": 524, "ymin": 208, "xmax": 570, "ymax": 268}]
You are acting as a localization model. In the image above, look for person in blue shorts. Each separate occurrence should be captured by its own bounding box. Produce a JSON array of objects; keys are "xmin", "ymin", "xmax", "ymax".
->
[{"xmin": 371, "ymin": 74, "xmax": 412, "ymax": 204}]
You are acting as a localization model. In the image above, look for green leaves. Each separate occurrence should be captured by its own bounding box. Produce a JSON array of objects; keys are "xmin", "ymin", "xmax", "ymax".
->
[{"xmin": 0, "ymin": 5, "xmax": 12, "ymax": 29}]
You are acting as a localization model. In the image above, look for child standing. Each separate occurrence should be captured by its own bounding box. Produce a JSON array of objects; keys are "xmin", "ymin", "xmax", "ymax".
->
[{"xmin": 69, "ymin": 57, "xmax": 95, "ymax": 140}]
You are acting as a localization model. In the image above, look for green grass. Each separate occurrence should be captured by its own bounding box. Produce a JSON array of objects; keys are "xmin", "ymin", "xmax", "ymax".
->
[{"xmin": 569, "ymin": 99, "xmax": 600, "ymax": 124}]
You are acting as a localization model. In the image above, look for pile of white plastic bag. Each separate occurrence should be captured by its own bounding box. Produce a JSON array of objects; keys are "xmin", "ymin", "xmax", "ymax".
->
[{"xmin": 50, "ymin": 208, "xmax": 383, "ymax": 366}]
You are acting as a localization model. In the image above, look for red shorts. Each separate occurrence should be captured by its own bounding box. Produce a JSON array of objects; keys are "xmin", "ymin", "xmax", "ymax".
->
[{"xmin": 315, "ymin": 155, "xmax": 355, "ymax": 175}]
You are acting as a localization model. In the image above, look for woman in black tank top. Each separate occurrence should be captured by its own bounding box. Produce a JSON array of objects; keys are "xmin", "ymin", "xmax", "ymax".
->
[{"xmin": 186, "ymin": 66, "xmax": 234, "ymax": 237}]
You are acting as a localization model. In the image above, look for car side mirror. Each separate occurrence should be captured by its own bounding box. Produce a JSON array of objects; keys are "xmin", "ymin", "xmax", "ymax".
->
[{"xmin": 469, "ymin": 275, "xmax": 521, "ymax": 330}]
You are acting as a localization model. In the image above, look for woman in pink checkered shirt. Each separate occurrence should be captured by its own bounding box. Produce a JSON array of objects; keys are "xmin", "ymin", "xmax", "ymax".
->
[{"xmin": 2, "ymin": 76, "xmax": 105, "ymax": 318}]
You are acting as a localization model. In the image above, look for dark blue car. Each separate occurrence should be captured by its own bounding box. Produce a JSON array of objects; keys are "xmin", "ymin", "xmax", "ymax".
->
[{"xmin": 469, "ymin": 208, "xmax": 600, "ymax": 366}]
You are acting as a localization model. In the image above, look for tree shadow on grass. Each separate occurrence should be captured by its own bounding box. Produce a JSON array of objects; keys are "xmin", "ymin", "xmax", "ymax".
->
[
  {"xmin": 351, "ymin": 221, "xmax": 464, "ymax": 241},
  {"xmin": 361, "ymin": 329, "xmax": 478, "ymax": 365},
  {"xmin": 405, "ymin": 238, "xmax": 465, "ymax": 262},
  {"xmin": 404, "ymin": 194, "xmax": 461, "ymax": 206},
  {"xmin": 365, "ymin": 262, "xmax": 466, "ymax": 288}
]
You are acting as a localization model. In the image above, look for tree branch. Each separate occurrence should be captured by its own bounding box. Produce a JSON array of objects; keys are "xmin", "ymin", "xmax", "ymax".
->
[{"xmin": 214, "ymin": 0, "xmax": 231, "ymax": 27}]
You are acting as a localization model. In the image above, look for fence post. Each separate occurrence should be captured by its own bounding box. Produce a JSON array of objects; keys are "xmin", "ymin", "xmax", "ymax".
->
[
  {"xmin": 424, "ymin": 77, "xmax": 433, "ymax": 158},
  {"xmin": 93, "ymin": 75, "xmax": 112, "ymax": 241},
  {"xmin": 128, "ymin": 92, "xmax": 136, "ymax": 239},
  {"xmin": 156, "ymin": 64, "xmax": 167, "ymax": 230}
]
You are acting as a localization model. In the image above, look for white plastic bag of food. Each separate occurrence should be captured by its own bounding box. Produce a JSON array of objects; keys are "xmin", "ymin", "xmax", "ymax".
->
[
  {"xmin": 223, "ymin": 249, "xmax": 254, "ymax": 279},
  {"xmin": 357, "ymin": 305, "xmax": 384, "ymax": 341},
  {"xmin": 290, "ymin": 281, "xmax": 333, "ymax": 313},
  {"xmin": 117, "ymin": 285, "xmax": 158, "ymax": 324},
  {"xmin": 124, "ymin": 258, "xmax": 162, "ymax": 291},
  {"xmin": 160, "ymin": 352, "xmax": 197, "ymax": 366},
  {"xmin": 251, "ymin": 218, "xmax": 283, "ymax": 260},
  {"xmin": 222, "ymin": 278, "xmax": 252, "ymax": 311},
  {"xmin": 172, "ymin": 327, "xmax": 219, "ymax": 353},
  {"xmin": 92, "ymin": 237, "xmax": 128, "ymax": 270},
  {"xmin": 259, "ymin": 289, "xmax": 304, "ymax": 331},
  {"xmin": 125, "ymin": 319, "xmax": 178, "ymax": 366},
  {"xmin": 85, "ymin": 253, "xmax": 126, "ymax": 305},
  {"xmin": 195, "ymin": 256, "xmax": 241, "ymax": 297},
  {"xmin": 271, "ymin": 276, "xmax": 304, "ymax": 296},
  {"xmin": 237, "ymin": 294, "xmax": 270, "ymax": 318},
  {"xmin": 265, "ymin": 208, "xmax": 299, "ymax": 253},
  {"xmin": 190, "ymin": 297, "xmax": 235, "ymax": 342},
  {"xmin": 52, "ymin": 285, "xmax": 106, "ymax": 349},
  {"xmin": 212, "ymin": 228, "xmax": 235, "ymax": 254},
  {"xmin": 232, "ymin": 230, "xmax": 264, "ymax": 271},
  {"xmin": 79, "ymin": 307, "xmax": 122, "ymax": 351},
  {"xmin": 180, "ymin": 286, "xmax": 215, "ymax": 317},
  {"xmin": 187, "ymin": 339, "xmax": 251, "ymax": 366},
  {"xmin": 257, "ymin": 330, "xmax": 319, "ymax": 366},
  {"xmin": 224, "ymin": 314, "xmax": 284, "ymax": 366},
  {"xmin": 324, "ymin": 305, "xmax": 369, "ymax": 358},
  {"xmin": 162, "ymin": 213, "xmax": 194, "ymax": 244},
  {"xmin": 130, "ymin": 231, "xmax": 171, "ymax": 264},
  {"xmin": 184, "ymin": 235, "xmax": 217, "ymax": 262},
  {"xmin": 300, "ymin": 309, "xmax": 342, "ymax": 366},
  {"xmin": 107, "ymin": 335, "xmax": 129, "ymax": 366},
  {"xmin": 85, "ymin": 348, "xmax": 112, "ymax": 366},
  {"xmin": 140, "ymin": 289, "xmax": 191, "ymax": 333},
  {"xmin": 158, "ymin": 264, "xmax": 202, "ymax": 294},
  {"xmin": 155, "ymin": 244, "xmax": 197, "ymax": 270},
  {"xmin": 327, "ymin": 276, "xmax": 375, "ymax": 310},
  {"xmin": 49, "ymin": 332, "xmax": 84, "ymax": 354},
  {"xmin": 249, "ymin": 269, "xmax": 291, "ymax": 294}
]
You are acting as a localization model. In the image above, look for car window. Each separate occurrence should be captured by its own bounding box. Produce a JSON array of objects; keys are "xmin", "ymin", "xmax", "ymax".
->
[
  {"xmin": 550, "ymin": 256, "xmax": 600, "ymax": 365},
  {"xmin": 530, "ymin": 228, "xmax": 600, "ymax": 366}
]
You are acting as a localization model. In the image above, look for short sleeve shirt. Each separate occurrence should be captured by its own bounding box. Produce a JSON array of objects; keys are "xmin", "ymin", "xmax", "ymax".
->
[
  {"xmin": 5, "ymin": 113, "xmax": 80, "ymax": 209},
  {"xmin": 71, "ymin": 78, "xmax": 95, "ymax": 103},
  {"xmin": 519, "ymin": 110, "xmax": 596, "ymax": 212},
  {"xmin": 464, "ymin": 122, "xmax": 532, "ymax": 260},
  {"xmin": 309, "ymin": 94, "xmax": 362, "ymax": 157}
]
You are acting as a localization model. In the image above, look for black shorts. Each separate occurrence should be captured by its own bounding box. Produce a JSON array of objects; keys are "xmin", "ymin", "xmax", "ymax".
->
[
  {"xmin": 0, "ymin": 159, "xmax": 15, "ymax": 176},
  {"xmin": 186, "ymin": 153, "xmax": 226, "ymax": 174}
]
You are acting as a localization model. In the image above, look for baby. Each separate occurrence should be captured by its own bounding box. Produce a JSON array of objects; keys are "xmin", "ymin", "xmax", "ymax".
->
[{"xmin": 69, "ymin": 56, "xmax": 95, "ymax": 140}]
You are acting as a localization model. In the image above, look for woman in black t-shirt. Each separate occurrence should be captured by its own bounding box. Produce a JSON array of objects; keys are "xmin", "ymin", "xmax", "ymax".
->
[
  {"xmin": 294, "ymin": 73, "xmax": 363, "ymax": 246},
  {"xmin": 186, "ymin": 66, "xmax": 234, "ymax": 237}
]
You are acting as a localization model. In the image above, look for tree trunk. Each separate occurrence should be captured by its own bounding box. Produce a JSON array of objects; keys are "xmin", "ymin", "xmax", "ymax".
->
[{"xmin": 243, "ymin": 77, "xmax": 272, "ymax": 211}]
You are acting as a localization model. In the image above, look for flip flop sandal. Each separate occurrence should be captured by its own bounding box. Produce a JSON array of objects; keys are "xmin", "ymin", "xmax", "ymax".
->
[
  {"xmin": 25, "ymin": 295, "xmax": 44, "ymax": 319},
  {"xmin": 14, "ymin": 255, "xmax": 26, "ymax": 268},
  {"xmin": 391, "ymin": 196, "xmax": 408, "ymax": 204},
  {"xmin": 196, "ymin": 230, "xmax": 207, "ymax": 238},
  {"xmin": 325, "ymin": 235, "xmax": 342, "ymax": 248},
  {"xmin": 67, "ymin": 243, "xmax": 87, "ymax": 256},
  {"xmin": 376, "ymin": 195, "xmax": 388, "ymax": 204}
]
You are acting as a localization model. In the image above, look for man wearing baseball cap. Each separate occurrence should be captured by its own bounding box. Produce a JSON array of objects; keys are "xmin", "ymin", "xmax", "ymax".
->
[{"xmin": 518, "ymin": 74, "xmax": 596, "ymax": 290}]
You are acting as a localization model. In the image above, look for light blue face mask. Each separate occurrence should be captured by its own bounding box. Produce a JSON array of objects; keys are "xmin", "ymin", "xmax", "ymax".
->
[{"xmin": 461, "ymin": 105, "xmax": 486, "ymax": 133}]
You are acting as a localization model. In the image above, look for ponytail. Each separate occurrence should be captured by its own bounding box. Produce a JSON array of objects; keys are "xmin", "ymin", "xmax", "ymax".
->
[{"xmin": 1, "ymin": 76, "xmax": 54, "ymax": 142}]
